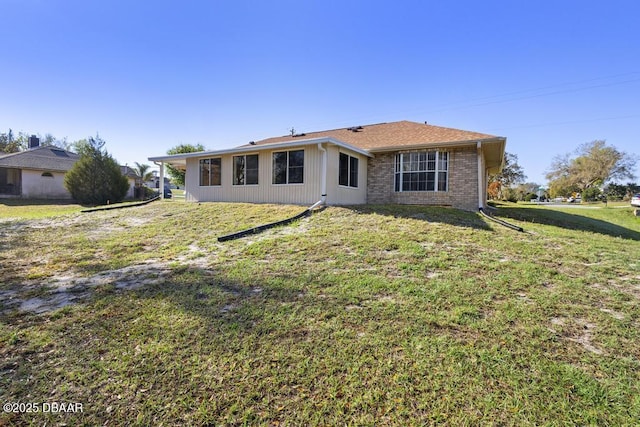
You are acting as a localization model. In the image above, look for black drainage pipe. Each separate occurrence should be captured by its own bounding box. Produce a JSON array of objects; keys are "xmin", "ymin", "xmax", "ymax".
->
[
  {"xmin": 218, "ymin": 201, "xmax": 322, "ymax": 242},
  {"xmin": 81, "ymin": 196, "xmax": 160, "ymax": 213},
  {"xmin": 479, "ymin": 207, "xmax": 524, "ymax": 232}
]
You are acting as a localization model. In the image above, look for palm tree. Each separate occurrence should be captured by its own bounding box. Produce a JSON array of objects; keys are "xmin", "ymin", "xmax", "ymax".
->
[
  {"xmin": 131, "ymin": 162, "xmax": 153, "ymax": 198},
  {"xmin": 133, "ymin": 162, "xmax": 154, "ymax": 182}
]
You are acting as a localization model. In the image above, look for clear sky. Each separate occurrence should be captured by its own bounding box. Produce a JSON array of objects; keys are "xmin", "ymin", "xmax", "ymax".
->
[{"xmin": 2, "ymin": 0, "xmax": 639, "ymax": 185}]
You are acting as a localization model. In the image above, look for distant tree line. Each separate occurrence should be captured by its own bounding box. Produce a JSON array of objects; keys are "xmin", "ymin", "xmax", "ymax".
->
[
  {"xmin": 545, "ymin": 140, "xmax": 637, "ymax": 201},
  {"xmin": 489, "ymin": 140, "xmax": 638, "ymax": 203},
  {"xmin": 0, "ymin": 129, "xmax": 71, "ymax": 152}
]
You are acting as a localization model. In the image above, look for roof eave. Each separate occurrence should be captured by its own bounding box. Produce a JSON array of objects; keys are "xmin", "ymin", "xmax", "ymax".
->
[
  {"xmin": 148, "ymin": 137, "xmax": 373, "ymax": 165},
  {"xmin": 367, "ymin": 137, "xmax": 505, "ymax": 153},
  {"xmin": 483, "ymin": 138, "xmax": 507, "ymax": 173}
]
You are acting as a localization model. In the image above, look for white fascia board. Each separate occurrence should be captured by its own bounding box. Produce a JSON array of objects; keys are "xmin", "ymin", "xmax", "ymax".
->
[
  {"xmin": 323, "ymin": 138, "xmax": 373, "ymax": 157},
  {"xmin": 148, "ymin": 137, "xmax": 373, "ymax": 164}
]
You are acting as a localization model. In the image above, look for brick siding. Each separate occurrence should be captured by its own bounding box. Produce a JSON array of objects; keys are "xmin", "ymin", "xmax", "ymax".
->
[{"xmin": 366, "ymin": 147, "xmax": 479, "ymax": 211}]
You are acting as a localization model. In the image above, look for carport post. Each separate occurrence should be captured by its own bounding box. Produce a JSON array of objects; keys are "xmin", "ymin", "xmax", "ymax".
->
[{"xmin": 159, "ymin": 162, "xmax": 164, "ymax": 200}]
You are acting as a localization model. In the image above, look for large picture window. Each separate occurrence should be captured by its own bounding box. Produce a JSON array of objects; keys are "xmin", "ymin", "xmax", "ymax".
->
[
  {"xmin": 199, "ymin": 158, "xmax": 221, "ymax": 186},
  {"xmin": 272, "ymin": 150, "xmax": 304, "ymax": 184},
  {"xmin": 233, "ymin": 154, "xmax": 259, "ymax": 185},
  {"xmin": 339, "ymin": 153, "xmax": 359, "ymax": 188},
  {"xmin": 394, "ymin": 151, "xmax": 448, "ymax": 192}
]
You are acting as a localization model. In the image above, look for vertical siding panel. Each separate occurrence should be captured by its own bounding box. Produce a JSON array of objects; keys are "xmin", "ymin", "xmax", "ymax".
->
[
  {"xmin": 185, "ymin": 146, "xmax": 323, "ymax": 205},
  {"xmin": 327, "ymin": 146, "xmax": 367, "ymax": 205}
]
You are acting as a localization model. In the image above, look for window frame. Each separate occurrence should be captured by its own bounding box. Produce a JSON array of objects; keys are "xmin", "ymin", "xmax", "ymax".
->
[
  {"xmin": 272, "ymin": 149, "xmax": 304, "ymax": 185},
  {"xmin": 394, "ymin": 151, "xmax": 448, "ymax": 192},
  {"xmin": 233, "ymin": 154, "xmax": 259, "ymax": 186},
  {"xmin": 199, "ymin": 157, "xmax": 222, "ymax": 186},
  {"xmin": 338, "ymin": 152, "xmax": 359, "ymax": 188}
]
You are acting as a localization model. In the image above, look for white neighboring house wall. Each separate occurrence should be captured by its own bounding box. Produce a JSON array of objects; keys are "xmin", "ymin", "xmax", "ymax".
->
[
  {"xmin": 21, "ymin": 170, "xmax": 72, "ymax": 199},
  {"xmin": 126, "ymin": 178, "xmax": 136, "ymax": 199},
  {"xmin": 22, "ymin": 170, "xmax": 136, "ymax": 200}
]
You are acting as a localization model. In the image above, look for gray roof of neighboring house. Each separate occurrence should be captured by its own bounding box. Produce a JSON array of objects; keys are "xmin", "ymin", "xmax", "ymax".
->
[
  {"xmin": 120, "ymin": 165, "xmax": 139, "ymax": 179},
  {"xmin": 0, "ymin": 146, "xmax": 80, "ymax": 172}
]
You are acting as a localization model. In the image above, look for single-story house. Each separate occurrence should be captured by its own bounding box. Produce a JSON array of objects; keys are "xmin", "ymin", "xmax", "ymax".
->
[
  {"xmin": 0, "ymin": 146, "xmax": 80, "ymax": 199},
  {"xmin": 0, "ymin": 144, "xmax": 137, "ymax": 200},
  {"xmin": 148, "ymin": 121, "xmax": 506, "ymax": 211},
  {"xmin": 120, "ymin": 165, "xmax": 140, "ymax": 199}
]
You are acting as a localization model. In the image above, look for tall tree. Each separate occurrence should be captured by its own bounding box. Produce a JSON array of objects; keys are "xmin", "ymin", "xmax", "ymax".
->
[
  {"xmin": 166, "ymin": 143, "xmax": 205, "ymax": 186},
  {"xmin": 546, "ymin": 140, "xmax": 637, "ymax": 194},
  {"xmin": 64, "ymin": 135, "xmax": 129, "ymax": 205},
  {"xmin": 0, "ymin": 129, "xmax": 20, "ymax": 153},
  {"xmin": 39, "ymin": 133, "xmax": 69, "ymax": 149},
  {"xmin": 1, "ymin": 130, "xmax": 69, "ymax": 152},
  {"xmin": 488, "ymin": 152, "xmax": 526, "ymax": 199}
]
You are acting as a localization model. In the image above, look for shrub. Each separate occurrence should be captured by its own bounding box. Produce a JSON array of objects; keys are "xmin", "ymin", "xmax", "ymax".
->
[
  {"xmin": 582, "ymin": 187, "xmax": 602, "ymax": 202},
  {"xmin": 64, "ymin": 136, "xmax": 129, "ymax": 205}
]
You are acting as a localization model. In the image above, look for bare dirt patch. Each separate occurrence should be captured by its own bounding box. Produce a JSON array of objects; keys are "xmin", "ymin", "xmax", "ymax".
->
[
  {"xmin": 549, "ymin": 316, "xmax": 603, "ymax": 355},
  {"xmin": 1, "ymin": 260, "xmax": 176, "ymax": 315},
  {"xmin": 0, "ymin": 205, "xmax": 215, "ymax": 315}
]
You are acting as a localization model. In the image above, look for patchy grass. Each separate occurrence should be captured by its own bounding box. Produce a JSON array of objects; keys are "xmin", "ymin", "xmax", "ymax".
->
[
  {"xmin": 1, "ymin": 201, "xmax": 639, "ymax": 425},
  {"xmin": 0, "ymin": 199, "xmax": 84, "ymax": 220}
]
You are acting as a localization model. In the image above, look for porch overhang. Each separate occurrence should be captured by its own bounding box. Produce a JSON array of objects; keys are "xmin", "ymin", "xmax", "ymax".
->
[{"xmin": 148, "ymin": 137, "xmax": 373, "ymax": 169}]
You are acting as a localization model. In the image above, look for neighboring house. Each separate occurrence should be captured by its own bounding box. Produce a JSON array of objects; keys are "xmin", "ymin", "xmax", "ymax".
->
[
  {"xmin": 148, "ymin": 121, "xmax": 506, "ymax": 211},
  {"xmin": 0, "ymin": 146, "xmax": 80, "ymax": 199},
  {"xmin": 146, "ymin": 171, "xmax": 172, "ymax": 190},
  {"xmin": 0, "ymin": 144, "xmax": 138, "ymax": 200},
  {"xmin": 120, "ymin": 165, "xmax": 139, "ymax": 199}
]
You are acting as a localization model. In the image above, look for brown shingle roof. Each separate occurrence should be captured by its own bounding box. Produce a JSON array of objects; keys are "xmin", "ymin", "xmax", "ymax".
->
[{"xmin": 248, "ymin": 120, "xmax": 502, "ymax": 152}]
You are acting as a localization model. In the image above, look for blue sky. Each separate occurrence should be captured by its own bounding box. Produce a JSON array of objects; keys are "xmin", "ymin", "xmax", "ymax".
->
[{"xmin": 2, "ymin": 0, "xmax": 639, "ymax": 185}]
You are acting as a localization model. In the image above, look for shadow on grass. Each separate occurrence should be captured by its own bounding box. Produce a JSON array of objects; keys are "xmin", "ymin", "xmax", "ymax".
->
[
  {"xmin": 0, "ymin": 264, "xmax": 312, "ymax": 425},
  {"xmin": 493, "ymin": 205, "xmax": 640, "ymax": 241},
  {"xmin": 345, "ymin": 204, "xmax": 492, "ymax": 231}
]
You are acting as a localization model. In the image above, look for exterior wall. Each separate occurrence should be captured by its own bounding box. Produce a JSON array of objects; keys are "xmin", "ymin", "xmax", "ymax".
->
[
  {"xmin": 366, "ymin": 146, "xmax": 479, "ymax": 211},
  {"xmin": 185, "ymin": 144, "xmax": 369, "ymax": 206},
  {"xmin": 478, "ymin": 147, "xmax": 487, "ymax": 209},
  {"xmin": 325, "ymin": 145, "xmax": 368, "ymax": 205},
  {"xmin": 125, "ymin": 178, "xmax": 136, "ymax": 199},
  {"xmin": 3, "ymin": 169, "xmax": 135, "ymax": 200},
  {"xmin": 178, "ymin": 142, "xmax": 494, "ymax": 211},
  {"xmin": 21, "ymin": 169, "xmax": 72, "ymax": 199},
  {"xmin": 185, "ymin": 145, "xmax": 322, "ymax": 205}
]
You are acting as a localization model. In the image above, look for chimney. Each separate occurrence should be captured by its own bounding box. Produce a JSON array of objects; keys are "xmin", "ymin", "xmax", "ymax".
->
[{"xmin": 29, "ymin": 135, "xmax": 40, "ymax": 149}]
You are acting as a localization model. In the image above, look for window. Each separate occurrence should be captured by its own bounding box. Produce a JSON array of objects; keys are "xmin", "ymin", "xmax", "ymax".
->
[
  {"xmin": 233, "ymin": 154, "xmax": 259, "ymax": 185},
  {"xmin": 199, "ymin": 158, "xmax": 221, "ymax": 186},
  {"xmin": 41, "ymin": 172, "xmax": 54, "ymax": 178},
  {"xmin": 272, "ymin": 150, "xmax": 304, "ymax": 184},
  {"xmin": 339, "ymin": 153, "xmax": 359, "ymax": 188},
  {"xmin": 394, "ymin": 151, "xmax": 448, "ymax": 192}
]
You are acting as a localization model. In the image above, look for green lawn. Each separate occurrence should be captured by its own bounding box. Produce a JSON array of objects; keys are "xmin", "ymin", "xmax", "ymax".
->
[
  {"xmin": 1, "ymin": 201, "xmax": 639, "ymax": 425},
  {"xmin": 0, "ymin": 199, "xmax": 84, "ymax": 220}
]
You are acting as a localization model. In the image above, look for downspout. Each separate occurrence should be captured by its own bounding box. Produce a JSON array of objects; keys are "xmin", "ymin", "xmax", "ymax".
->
[
  {"xmin": 479, "ymin": 208, "xmax": 524, "ymax": 232},
  {"xmin": 477, "ymin": 141, "xmax": 483, "ymax": 210},
  {"xmin": 154, "ymin": 161, "xmax": 164, "ymax": 200},
  {"xmin": 317, "ymin": 143, "xmax": 327, "ymax": 205}
]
